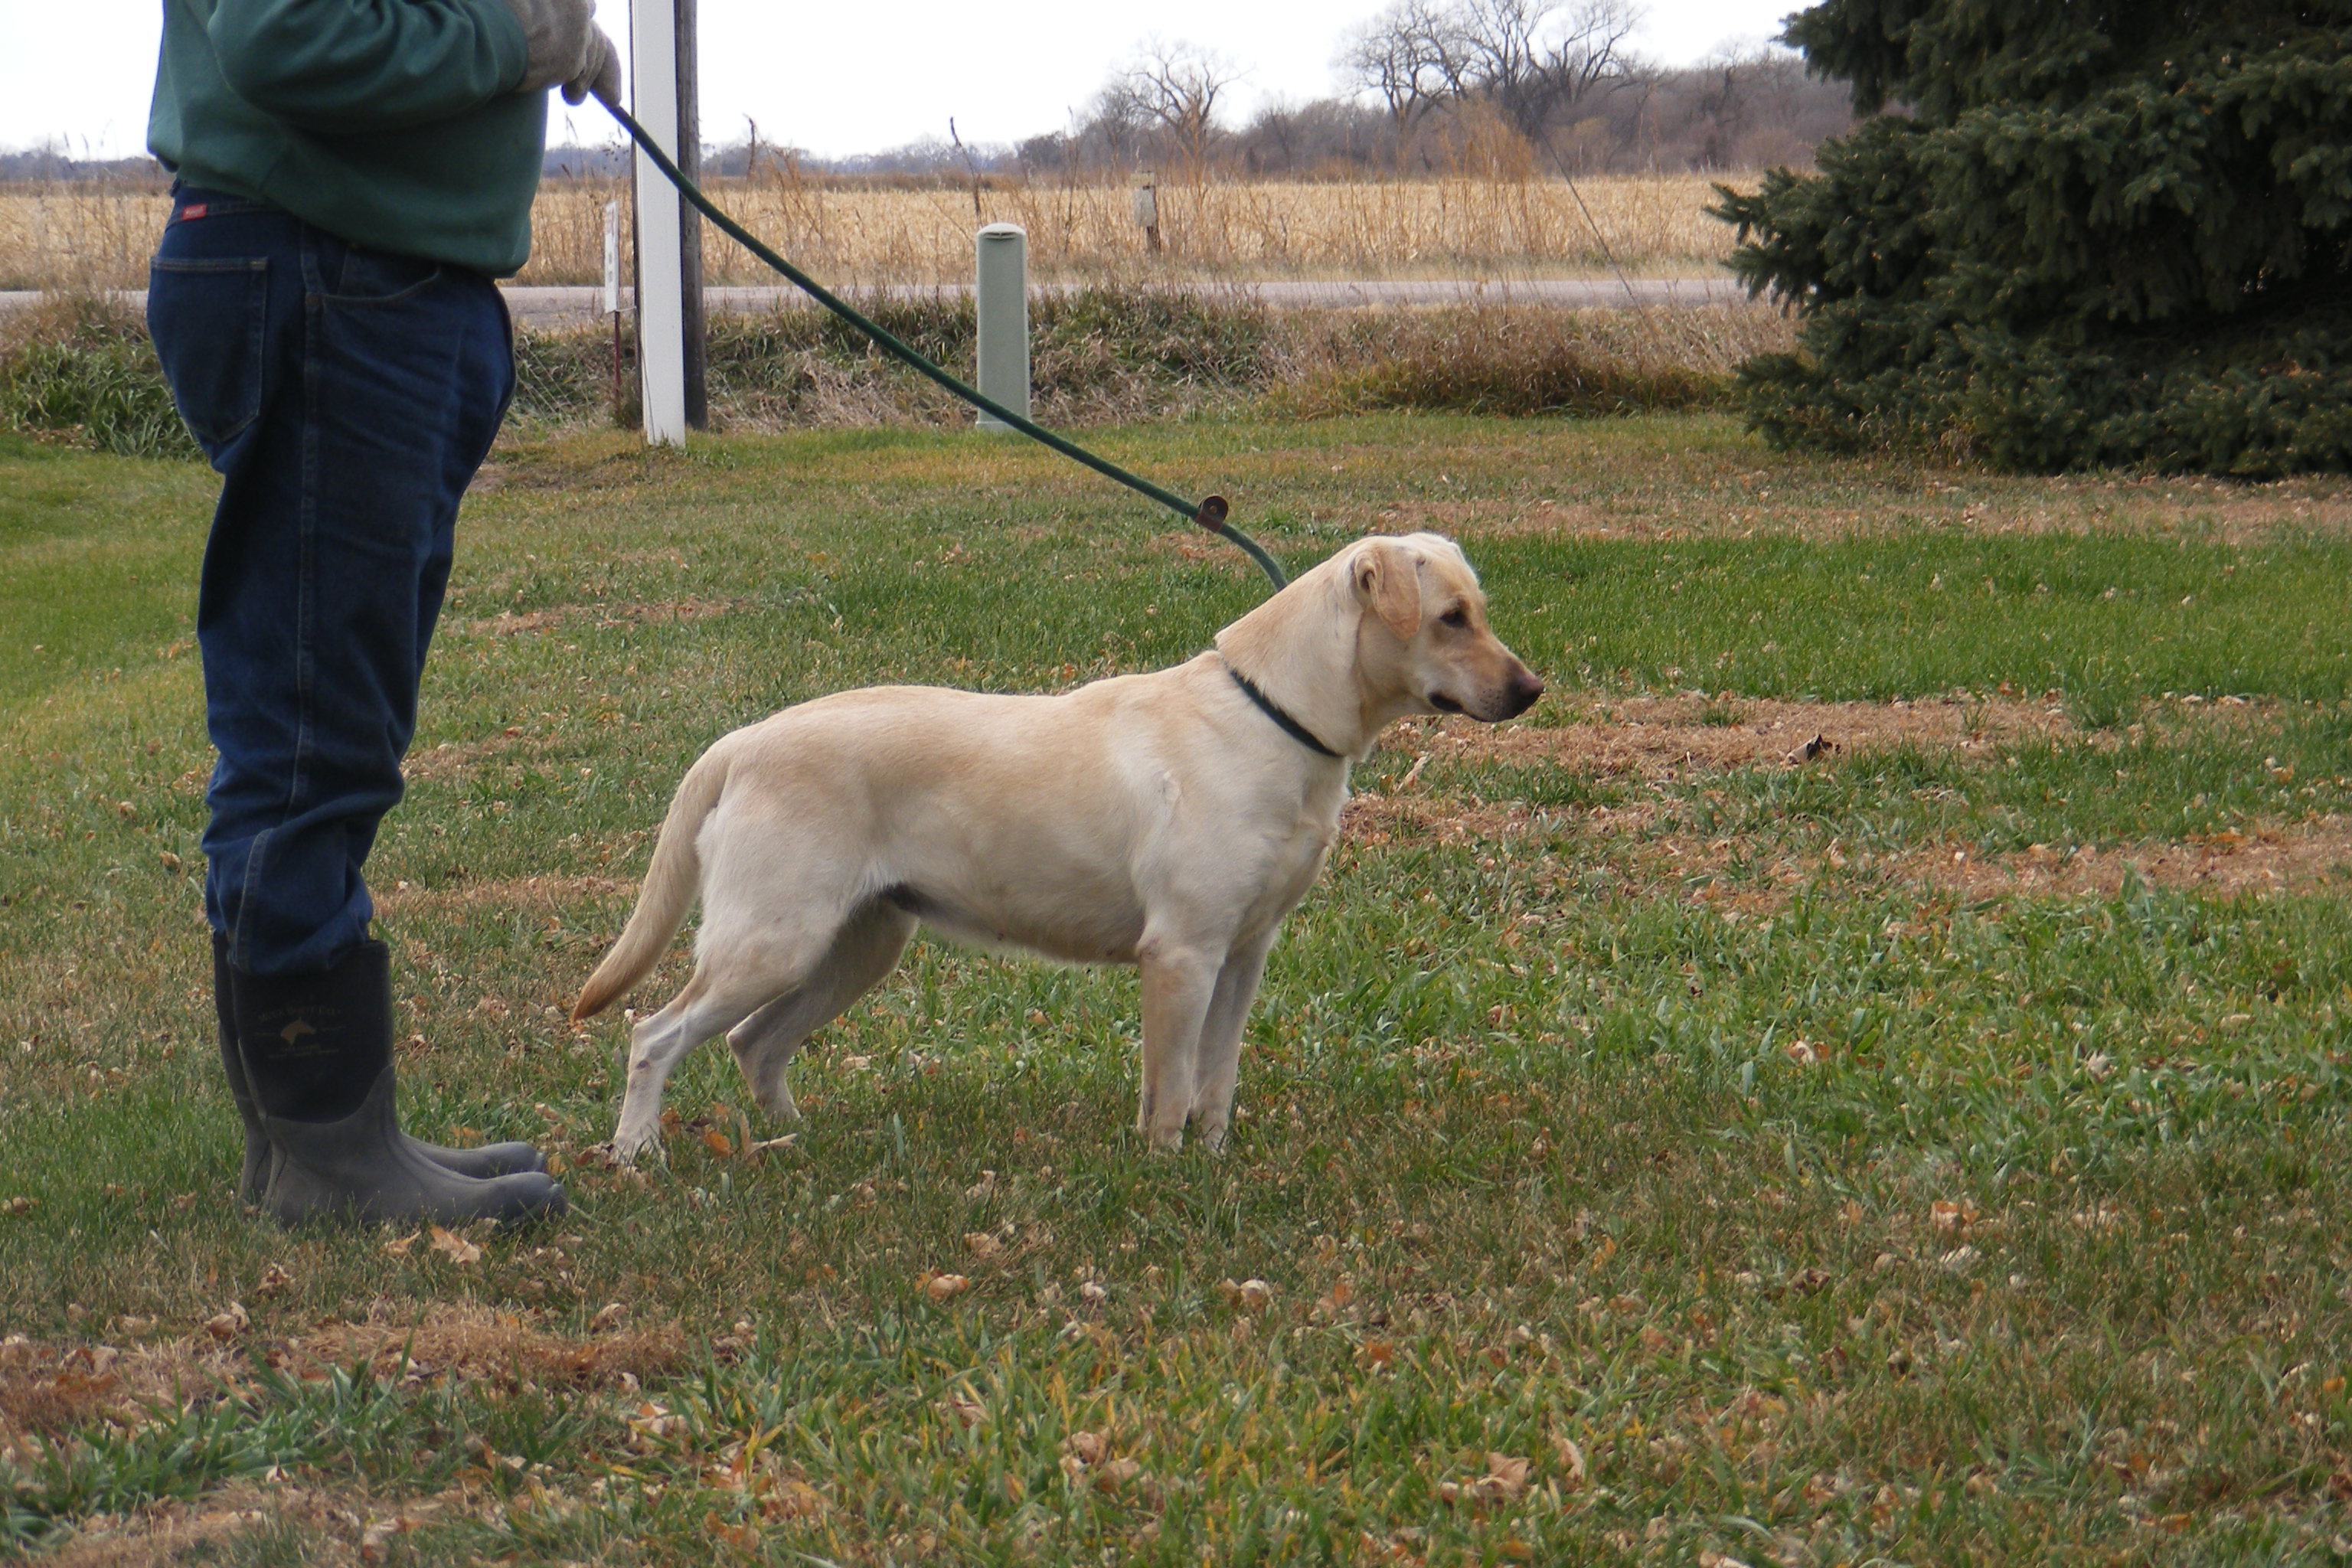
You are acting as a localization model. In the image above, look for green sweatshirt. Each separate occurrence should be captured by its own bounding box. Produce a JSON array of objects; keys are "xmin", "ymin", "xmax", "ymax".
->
[{"xmin": 148, "ymin": 0, "xmax": 548, "ymax": 276}]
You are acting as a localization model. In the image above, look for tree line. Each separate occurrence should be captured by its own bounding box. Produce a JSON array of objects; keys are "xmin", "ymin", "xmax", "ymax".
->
[
  {"xmin": 900, "ymin": 2, "xmax": 1851, "ymax": 182},
  {"xmin": 3, "ymin": 0, "xmax": 1851, "ymax": 185}
]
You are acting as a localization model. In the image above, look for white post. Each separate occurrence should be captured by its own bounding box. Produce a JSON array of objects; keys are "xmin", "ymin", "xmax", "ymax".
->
[
  {"xmin": 603, "ymin": 198, "xmax": 623, "ymax": 418},
  {"xmin": 601, "ymin": 199, "xmax": 620, "ymax": 317},
  {"xmin": 974, "ymin": 223, "xmax": 1028, "ymax": 430},
  {"xmin": 629, "ymin": 0, "xmax": 687, "ymax": 446}
]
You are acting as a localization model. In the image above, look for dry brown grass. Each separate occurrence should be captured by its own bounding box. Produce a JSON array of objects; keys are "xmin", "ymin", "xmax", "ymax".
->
[
  {"xmin": 522, "ymin": 171, "xmax": 1752, "ymax": 287},
  {"xmin": 1266, "ymin": 302, "xmax": 1790, "ymax": 417},
  {"xmin": 0, "ymin": 175, "xmax": 168, "ymax": 293},
  {"xmin": 0, "ymin": 172, "xmax": 1754, "ymax": 292},
  {"xmin": 1342, "ymin": 701, "xmax": 2352, "ymax": 906}
]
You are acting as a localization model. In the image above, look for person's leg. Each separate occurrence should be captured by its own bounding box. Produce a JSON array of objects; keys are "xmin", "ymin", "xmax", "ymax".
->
[{"xmin": 150, "ymin": 191, "xmax": 561, "ymax": 1224}]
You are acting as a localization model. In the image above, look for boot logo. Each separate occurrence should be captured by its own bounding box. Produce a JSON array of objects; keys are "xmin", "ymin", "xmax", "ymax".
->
[{"xmin": 277, "ymin": 1017, "xmax": 316, "ymax": 1046}]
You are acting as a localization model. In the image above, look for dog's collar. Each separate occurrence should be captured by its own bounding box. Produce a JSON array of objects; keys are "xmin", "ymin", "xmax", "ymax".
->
[{"xmin": 1223, "ymin": 661, "xmax": 1344, "ymax": 760}]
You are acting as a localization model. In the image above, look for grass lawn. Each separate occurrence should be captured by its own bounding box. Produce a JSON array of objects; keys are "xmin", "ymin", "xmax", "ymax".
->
[{"xmin": 2, "ymin": 412, "xmax": 2351, "ymax": 1564}]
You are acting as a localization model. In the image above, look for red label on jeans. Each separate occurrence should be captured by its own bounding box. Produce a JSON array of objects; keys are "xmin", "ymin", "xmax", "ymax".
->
[{"xmin": 177, "ymin": 203, "xmax": 208, "ymax": 221}]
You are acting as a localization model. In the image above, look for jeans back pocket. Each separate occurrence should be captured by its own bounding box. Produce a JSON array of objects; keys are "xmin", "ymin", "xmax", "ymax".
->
[{"xmin": 147, "ymin": 256, "xmax": 269, "ymax": 456}]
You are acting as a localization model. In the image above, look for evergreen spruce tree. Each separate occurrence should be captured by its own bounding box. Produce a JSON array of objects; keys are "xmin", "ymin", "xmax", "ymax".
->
[{"xmin": 1713, "ymin": 1, "xmax": 2352, "ymax": 474}]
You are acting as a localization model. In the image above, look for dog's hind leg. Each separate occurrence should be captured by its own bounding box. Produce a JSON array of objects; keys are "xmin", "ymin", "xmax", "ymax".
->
[
  {"xmin": 610, "ymin": 915, "xmax": 850, "ymax": 1161},
  {"xmin": 727, "ymin": 899, "xmax": 915, "ymax": 1120},
  {"xmin": 1187, "ymin": 933, "xmax": 1276, "ymax": 1152}
]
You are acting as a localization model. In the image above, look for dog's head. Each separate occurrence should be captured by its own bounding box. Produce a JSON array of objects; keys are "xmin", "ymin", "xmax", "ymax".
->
[{"xmin": 1348, "ymin": 533, "xmax": 1542, "ymax": 722}]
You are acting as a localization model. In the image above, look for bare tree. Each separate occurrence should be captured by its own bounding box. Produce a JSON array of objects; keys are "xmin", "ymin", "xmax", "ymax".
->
[
  {"xmin": 1340, "ymin": 0, "xmax": 1472, "ymax": 127},
  {"xmin": 1108, "ymin": 38, "xmax": 1243, "ymax": 172},
  {"xmin": 1342, "ymin": 0, "xmax": 1644, "ymax": 145}
]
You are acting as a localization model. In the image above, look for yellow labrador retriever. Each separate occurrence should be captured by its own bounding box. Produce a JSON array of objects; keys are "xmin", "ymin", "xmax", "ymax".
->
[{"xmin": 573, "ymin": 532, "xmax": 1540, "ymax": 1158}]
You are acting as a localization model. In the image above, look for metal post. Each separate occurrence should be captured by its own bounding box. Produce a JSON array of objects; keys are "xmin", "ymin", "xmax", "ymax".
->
[
  {"xmin": 603, "ymin": 198, "xmax": 622, "ymax": 421},
  {"xmin": 628, "ymin": 0, "xmax": 687, "ymax": 444},
  {"xmin": 674, "ymin": 0, "xmax": 707, "ymax": 430},
  {"xmin": 974, "ymin": 224, "xmax": 1028, "ymax": 430}
]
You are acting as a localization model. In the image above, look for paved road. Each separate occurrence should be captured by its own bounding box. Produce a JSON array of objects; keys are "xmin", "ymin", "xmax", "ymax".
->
[{"xmin": 4, "ymin": 276, "xmax": 1753, "ymax": 328}]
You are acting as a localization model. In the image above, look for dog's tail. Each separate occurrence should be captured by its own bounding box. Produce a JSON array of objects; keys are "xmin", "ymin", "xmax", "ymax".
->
[{"xmin": 572, "ymin": 746, "xmax": 731, "ymax": 1022}]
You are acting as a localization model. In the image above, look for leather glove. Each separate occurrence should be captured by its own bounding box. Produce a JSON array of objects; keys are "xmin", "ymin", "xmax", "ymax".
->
[{"xmin": 505, "ymin": 0, "xmax": 624, "ymax": 109}]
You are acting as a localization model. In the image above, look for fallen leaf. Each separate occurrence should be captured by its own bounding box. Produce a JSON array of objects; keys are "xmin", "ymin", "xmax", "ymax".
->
[
  {"xmin": 429, "ymin": 1225, "xmax": 482, "ymax": 1266},
  {"xmin": 590, "ymin": 1301, "xmax": 628, "ymax": 1333},
  {"xmin": 1094, "ymin": 1456, "xmax": 1141, "ymax": 1490},
  {"xmin": 255, "ymin": 1263, "xmax": 295, "ymax": 1299},
  {"xmin": 1080, "ymin": 1280, "xmax": 1109, "ymax": 1304},
  {"xmin": 1361, "ymin": 1341, "xmax": 1396, "ymax": 1369},
  {"xmin": 701, "ymin": 1129, "xmax": 734, "ymax": 1158},
  {"xmin": 922, "ymin": 1272, "xmax": 971, "ymax": 1303},
  {"xmin": 1220, "ymin": 1278, "xmax": 1275, "ymax": 1312},
  {"xmin": 964, "ymin": 1170, "xmax": 998, "ymax": 1199},
  {"xmin": 357, "ymin": 1516, "xmax": 407, "ymax": 1565},
  {"xmin": 204, "ymin": 1302, "xmax": 250, "ymax": 1341},
  {"xmin": 1782, "ymin": 1039, "xmax": 1818, "ymax": 1066},
  {"xmin": 939, "ymin": 1393, "xmax": 987, "ymax": 1428},
  {"xmin": 1063, "ymin": 1430, "xmax": 1107, "ymax": 1464},
  {"xmin": 1788, "ymin": 733, "xmax": 1837, "ymax": 764},
  {"xmin": 763, "ymin": 1479, "xmax": 827, "ymax": 1521},
  {"xmin": 1554, "ymin": 1433, "xmax": 1588, "ymax": 1486},
  {"xmin": 2, "ymin": 1197, "xmax": 36, "ymax": 1216},
  {"xmin": 965, "ymin": 1231, "xmax": 1002, "ymax": 1260},
  {"xmin": 704, "ymin": 1511, "xmax": 761, "ymax": 1553},
  {"xmin": 382, "ymin": 1232, "xmax": 418, "ymax": 1258},
  {"xmin": 1485, "ymin": 1452, "xmax": 1530, "ymax": 1497}
]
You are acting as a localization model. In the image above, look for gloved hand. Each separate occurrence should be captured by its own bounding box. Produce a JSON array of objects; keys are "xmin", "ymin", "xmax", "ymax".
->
[{"xmin": 505, "ymin": 0, "xmax": 624, "ymax": 109}]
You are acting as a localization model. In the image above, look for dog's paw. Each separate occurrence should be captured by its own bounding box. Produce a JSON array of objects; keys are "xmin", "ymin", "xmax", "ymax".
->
[{"xmin": 606, "ymin": 1130, "xmax": 665, "ymax": 1167}]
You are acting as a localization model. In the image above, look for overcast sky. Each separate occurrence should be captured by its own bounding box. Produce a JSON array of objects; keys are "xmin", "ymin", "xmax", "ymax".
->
[{"xmin": 3, "ymin": 0, "xmax": 1802, "ymax": 162}]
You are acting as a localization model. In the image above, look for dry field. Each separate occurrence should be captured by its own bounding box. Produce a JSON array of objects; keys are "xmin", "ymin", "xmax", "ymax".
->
[{"xmin": 1, "ymin": 171, "xmax": 1753, "ymax": 292}]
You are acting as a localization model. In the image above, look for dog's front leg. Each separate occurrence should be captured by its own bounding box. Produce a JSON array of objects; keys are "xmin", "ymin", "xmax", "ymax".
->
[
  {"xmin": 1138, "ymin": 946, "xmax": 1220, "ymax": 1152},
  {"xmin": 1187, "ymin": 935, "xmax": 1275, "ymax": 1152}
]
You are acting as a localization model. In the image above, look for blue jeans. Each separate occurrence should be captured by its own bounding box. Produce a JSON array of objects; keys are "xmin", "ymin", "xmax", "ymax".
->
[{"xmin": 148, "ymin": 187, "xmax": 514, "ymax": 976}]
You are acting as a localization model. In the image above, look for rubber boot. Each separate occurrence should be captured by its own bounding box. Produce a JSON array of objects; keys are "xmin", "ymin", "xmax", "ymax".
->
[
  {"xmin": 212, "ymin": 933, "xmax": 547, "ymax": 1203},
  {"xmin": 212, "ymin": 933, "xmax": 271, "ymax": 1207},
  {"xmin": 229, "ymin": 940, "xmax": 567, "ymax": 1228}
]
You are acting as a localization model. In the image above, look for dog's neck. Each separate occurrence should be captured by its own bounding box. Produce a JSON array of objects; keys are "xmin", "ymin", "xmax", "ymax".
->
[{"xmin": 1214, "ymin": 559, "xmax": 1406, "ymax": 762}]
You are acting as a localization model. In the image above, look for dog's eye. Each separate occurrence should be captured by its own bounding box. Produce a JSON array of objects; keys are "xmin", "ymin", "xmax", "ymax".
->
[{"xmin": 1439, "ymin": 606, "xmax": 1470, "ymax": 629}]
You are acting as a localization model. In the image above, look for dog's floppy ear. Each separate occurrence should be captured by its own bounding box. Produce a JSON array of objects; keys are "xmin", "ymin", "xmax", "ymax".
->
[{"xmin": 1353, "ymin": 539, "xmax": 1423, "ymax": 640}]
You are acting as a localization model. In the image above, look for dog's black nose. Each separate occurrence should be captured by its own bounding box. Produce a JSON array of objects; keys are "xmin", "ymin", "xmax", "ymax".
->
[{"xmin": 1504, "ymin": 668, "xmax": 1544, "ymax": 717}]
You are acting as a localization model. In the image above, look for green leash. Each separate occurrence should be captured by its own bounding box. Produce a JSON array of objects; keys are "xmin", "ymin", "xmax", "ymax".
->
[{"xmin": 603, "ymin": 103, "xmax": 1289, "ymax": 591}]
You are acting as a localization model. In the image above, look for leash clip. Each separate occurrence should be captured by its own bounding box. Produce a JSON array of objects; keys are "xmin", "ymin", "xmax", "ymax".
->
[{"xmin": 1191, "ymin": 495, "xmax": 1230, "ymax": 534}]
